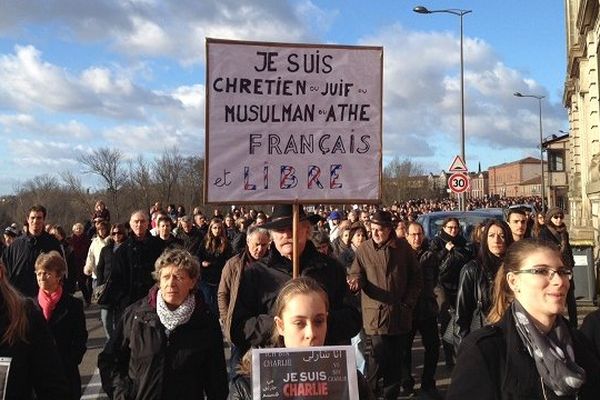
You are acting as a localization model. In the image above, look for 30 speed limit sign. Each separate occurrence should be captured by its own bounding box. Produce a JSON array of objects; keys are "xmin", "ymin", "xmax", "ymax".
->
[{"xmin": 448, "ymin": 172, "xmax": 470, "ymax": 194}]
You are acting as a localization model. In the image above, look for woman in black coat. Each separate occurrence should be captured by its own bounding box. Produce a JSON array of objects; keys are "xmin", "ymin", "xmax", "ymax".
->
[
  {"xmin": 33, "ymin": 251, "xmax": 88, "ymax": 400},
  {"xmin": 428, "ymin": 217, "xmax": 471, "ymax": 365},
  {"xmin": 455, "ymin": 220, "xmax": 513, "ymax": 341},
  {"xmin": 98, "ymin": 248, "xmax": 228, "ymax": 400},
  {"xmin": 448, "ymin": 239, "xmax": 600, "ymax": 399},
  {"xmin": 197, "ymin": 218, "xmax": 232, "ymax": 316},
  {"xmin": 0, "ymin": 259, "xmax": 70, "ymax": 399}
]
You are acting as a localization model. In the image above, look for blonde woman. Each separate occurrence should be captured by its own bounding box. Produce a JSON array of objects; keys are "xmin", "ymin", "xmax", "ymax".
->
[{"xmin": 228, "ymin": 277, "xmax": 373, "ymax": 400}]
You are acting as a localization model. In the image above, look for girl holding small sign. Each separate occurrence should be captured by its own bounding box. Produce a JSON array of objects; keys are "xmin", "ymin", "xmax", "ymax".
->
[{"xmin": 228, "ymin": 276, "xmax": 373, "ymax": 400}]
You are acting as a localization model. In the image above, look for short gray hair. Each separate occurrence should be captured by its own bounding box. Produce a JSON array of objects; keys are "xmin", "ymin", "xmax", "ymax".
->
[
  {"xmin": 152, "ymin": 248, "xmax": 200, "ymax": 285},
  {"xmin": 246, "ymin": 225, "xmax": 270, "ymax": 242}
]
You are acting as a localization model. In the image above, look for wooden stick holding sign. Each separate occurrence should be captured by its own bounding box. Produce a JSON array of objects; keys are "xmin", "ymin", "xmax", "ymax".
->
[{"xmin": 292, "ymin": 203, "xmax": 300, "ymax": 279}]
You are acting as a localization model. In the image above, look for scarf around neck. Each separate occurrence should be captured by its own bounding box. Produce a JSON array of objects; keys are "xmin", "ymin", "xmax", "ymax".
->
[
  {"xmin": 156, "ymin": 290, "xmax": 195, "ymax": 335},
  {"xmin": 511, "ymin": 299, "xmax": 585, "ymax": 396},
  {"xmin": 38, "ymin": 285, "xmax": 63, "ymax": 321}
]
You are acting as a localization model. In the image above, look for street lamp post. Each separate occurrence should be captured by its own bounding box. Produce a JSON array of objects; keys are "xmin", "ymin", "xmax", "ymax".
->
[
  {"xmin": 513, "ymin": 92, "xmax": 546, "ymax": 211},
  {"xmin": 414, "ymin": 6, "xmax": 472, "ymax": 211}
]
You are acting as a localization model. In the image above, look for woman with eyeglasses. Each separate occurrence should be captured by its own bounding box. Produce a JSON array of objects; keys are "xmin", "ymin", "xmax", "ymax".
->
[
  {"xmin": 95, "ymin": 223, "xmax": 128, "ymax": 340},
  {"xmin": 429, "ymin": 217, "xmax": 471, "ymax": 366},
  {"xmin": 447, "ymin": 239, "xmax": 600, "ymax": 399},
  {"xmin": 538, "ymin": 207, "xmax": 577, "ymax": 328},
  {"xmin": 33, "ymin": 251, "xmax": 88, "ymax": 400}
]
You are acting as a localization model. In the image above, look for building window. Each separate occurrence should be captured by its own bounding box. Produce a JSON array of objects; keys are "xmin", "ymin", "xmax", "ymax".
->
[{"xmin": 548, "ymin": 150, "xmax": 565, "ymax": 172}]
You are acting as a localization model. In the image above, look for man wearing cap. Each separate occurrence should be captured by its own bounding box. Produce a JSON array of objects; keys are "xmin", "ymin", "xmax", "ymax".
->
[
  {"xmin": 539, "ymin": 207, "xmax": 578, "ymax": 327},
  {"xmin": 327, "ymin": 210, "xmax": 343, "ymax": 241},
  {"xmin": 2, "ymin": 226, "xmax": 19, "ymax": 249},
  {"xmin": 348, "ymin": 210, "xmax": 423, "ymax": 400},
  {"xmin": 2, "ymin": 205, "xmax": 61, "ymax": 297},
  {"xmin": 230, "ymin": 204, "xmax": 361, "ymax": 353}
]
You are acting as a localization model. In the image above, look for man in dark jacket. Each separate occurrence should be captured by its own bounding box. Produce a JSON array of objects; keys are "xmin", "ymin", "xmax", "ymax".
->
[
  {"xmin": 230, "ymin": 204, "xmax": 361, "ymax": 353},
  {"xmin": 348, "ymin": 211, "xmax": 423, "ymax": 400},
  {"xmin": 176, "ymin": 215, "xmax": 203, "ymax": 254},
  {"xmin": 401, "ymin": 222, "xmax": 442, "ymax": 400},
  {"xmin": 111, "ymin": 210, "xmax": 166, "ymax": 313},
  {"xmin": 2, "ymin": 205, "xmax": 61, "ymax": 297}
]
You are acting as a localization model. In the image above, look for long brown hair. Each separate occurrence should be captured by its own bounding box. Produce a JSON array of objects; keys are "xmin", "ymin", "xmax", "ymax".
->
[
  {"xmin": 203, "ymin": 218, "xmax": 229, "ymax": 254},
  {"xmin": 487, "ymin": 238, "xmax": 561, "ymax": 324},
  {"xmin": 0, "ymin": 261, "xmax": 29, "ymax": 345}
]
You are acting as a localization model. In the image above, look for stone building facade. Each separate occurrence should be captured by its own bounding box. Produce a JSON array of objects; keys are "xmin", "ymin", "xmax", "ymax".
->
[
  {"xmin": 488, "ymin": 157, "xmax": 545, "ymax": 198},
  {"xmin": 563, "ymin": 0, "xmax": 599, "ymax": 247}
]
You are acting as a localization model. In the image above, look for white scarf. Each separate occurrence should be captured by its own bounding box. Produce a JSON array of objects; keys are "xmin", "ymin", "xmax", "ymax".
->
[{"xmin": 156, "ymin": 290, "xmax": 196, "ymax": 335}]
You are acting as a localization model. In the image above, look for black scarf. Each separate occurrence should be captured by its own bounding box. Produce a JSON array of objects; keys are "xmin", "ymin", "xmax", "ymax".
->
[{"xmin": 438, "ymin": 229, "xmax": 467, "ymax": 247}]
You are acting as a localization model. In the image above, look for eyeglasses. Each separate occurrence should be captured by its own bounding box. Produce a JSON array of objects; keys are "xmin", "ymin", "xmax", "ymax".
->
[
  {"xmin": 444, "ymin": 225, "xmax": 459, "ymax": 230},
  {"xmin": 112, "ymin": 231, "xmax": 124, "ymax": 236},
  {"xmin": 513, "ymin": 266, "xmax": 573, "ymax": 280},
  {"xmin": 551, "ymin": 215, "xmax": 564, "ymax": 219}
]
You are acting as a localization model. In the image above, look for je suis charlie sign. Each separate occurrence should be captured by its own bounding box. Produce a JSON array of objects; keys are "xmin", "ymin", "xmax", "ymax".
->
[
  {"xmin": 205, "ymin": 38, "xmax": 383, "ymax": 204},
  {"xmin": 252, "ymin": 346, "xmax": 359, "ymax": 400}
]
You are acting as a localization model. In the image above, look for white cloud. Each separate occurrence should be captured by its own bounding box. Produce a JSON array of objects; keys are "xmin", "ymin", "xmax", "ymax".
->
[
  {"xmin": 7, "ymin": 138, "xmax": 83, "ymax": 167},
  {"xmin": 360, "ymin": 24, "xmax": 565, "ymax": 161}
]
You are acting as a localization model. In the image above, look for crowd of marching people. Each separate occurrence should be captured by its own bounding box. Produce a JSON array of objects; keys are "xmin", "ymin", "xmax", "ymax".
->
[{"xmin": 0, "ymin": 195, "xmax": 599, "ymax": 399}]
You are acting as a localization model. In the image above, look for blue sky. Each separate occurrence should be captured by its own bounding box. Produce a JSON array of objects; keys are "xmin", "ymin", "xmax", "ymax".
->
[{"xmin": 0, "ymin": 0, "xmax": 566, "ymax": 195}]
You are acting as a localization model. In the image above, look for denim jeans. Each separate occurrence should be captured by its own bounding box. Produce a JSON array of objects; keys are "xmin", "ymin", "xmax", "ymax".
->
[{"xmin": 100, "ymin": 308, "xmax": 116, "ymax": 341}]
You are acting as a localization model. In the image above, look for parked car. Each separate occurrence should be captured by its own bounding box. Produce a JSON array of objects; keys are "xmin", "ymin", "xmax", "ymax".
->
[{"xmin": 417, "ymin": 209, "xmax": 505, "ymax": 240}]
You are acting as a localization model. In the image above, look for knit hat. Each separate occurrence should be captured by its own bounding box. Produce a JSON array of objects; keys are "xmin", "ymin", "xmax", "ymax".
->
[{"xmin": 545, "ymin": 207, "xmax": 564, "ymax": 224}]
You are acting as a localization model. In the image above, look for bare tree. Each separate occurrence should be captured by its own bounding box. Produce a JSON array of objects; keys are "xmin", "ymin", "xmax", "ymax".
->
[
  {"xmin": 77, "ymin": 147, "xmax": 126, "ymax": 220},
  {"xmin": 127, "ymin": 155, "xmax": 153, "ymax": 208},
  {"xmin": 60, "ymin": 170, "xmax": 92, "ymax": 215},
  {"xmin": 153, "ymin": 147, "xmax": 185, "ymax": 204}
]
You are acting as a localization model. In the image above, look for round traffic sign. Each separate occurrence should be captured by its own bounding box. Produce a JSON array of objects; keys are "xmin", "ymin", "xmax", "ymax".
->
[{"xmin": 448, "ymin": 172, "xmax": 470, "ymax": 193}]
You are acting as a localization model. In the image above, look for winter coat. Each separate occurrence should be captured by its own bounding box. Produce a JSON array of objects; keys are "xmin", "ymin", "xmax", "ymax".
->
[
  {"xmin": 581, "ymin": 308, "xmax": 600, "ymax": 358},
  {"xmin": 413, "ymin": 244, "xmax": 441, "ymax": 321},
  {"xmin": 98, "ymin": 288, "xmax": 228, "ymax": 400},
  {"xmin": 0, "ymin": 298, "xmax": 70, "ymax": 399},
  {"xmin": 217, "ymin": 249, "xmax": 254, "ymax": 340},
  {"xmin": 33, "ymin": 292, "xmax": 87, "ymax": 400},
  {"xmin": 429, "ymin": 232, "xmax": 471, "ymax": 305},
  {"xmin": 111, "ymin": 232, "xmax": 166, "ymax": 310},
  {"xmin": 95, "ymin": 241, "xmax": 120, "ymax": 308},
  {"xmin": 230, "ymin": 241, "xmax": 361, "ymax": 352},
  {"xmin": 539, "ymin": 225, "xmax": 575, "ymax": 269},
  {"xmin": 455, "ymin": 259, "xmax": 496, "ymax": 339},
  {"xmin": 175, "ymin": 226, "xmax": 203, "ymax": 255},
  {"xmin": 1, "ymin": 231, "xmax": 61, "ymax": 297},
  {"xmin": 447, "ymin": 311, "xmax": 600, "ymax": 399},
  {"xmin": 331, "ymin": 236, "xmax": 349, "ymax": 260},
  {"xmin": 349, "ymin": 236, "xmax": 423, "ymax": 335},
  {"xmin": 84, "ymin": 235, "xmax": 110, "ymax": 277},
  {"xmin": 197, "ymin": 242, "xmax": 233, "ymax": 286}
]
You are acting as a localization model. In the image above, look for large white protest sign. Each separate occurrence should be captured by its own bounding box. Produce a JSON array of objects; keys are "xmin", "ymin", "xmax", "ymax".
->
[
  {"xmin": 251, "ymin": 346, "xmax": 358, "ymax": 400},
  {"xmin": 205, "ymin": 38, "xmax": 383, "ymax": 204}
]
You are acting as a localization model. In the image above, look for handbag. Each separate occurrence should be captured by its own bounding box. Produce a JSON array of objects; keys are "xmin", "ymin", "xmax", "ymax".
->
[
  {"xmin": 91, "ymin": 275, "xmax": 111, "ymax": 305},
  {"xmin": 443, "ymin": 274, "xmax": 484, "ymax": 350}
]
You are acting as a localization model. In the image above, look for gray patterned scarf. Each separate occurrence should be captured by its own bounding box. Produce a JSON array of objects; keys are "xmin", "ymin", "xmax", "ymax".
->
[
  {"xmin": 156, "ymin": 290, "xmax": 196, "ymax": 336},
  {"xmin": 511, "ymin": 300, "xmax": 586, "ymax": 396}
]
